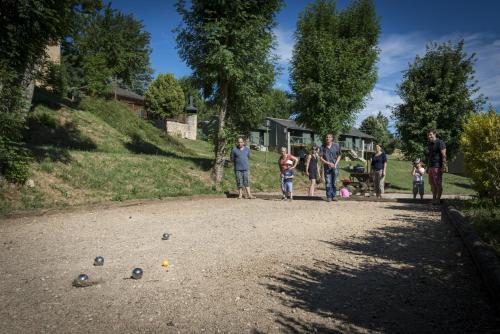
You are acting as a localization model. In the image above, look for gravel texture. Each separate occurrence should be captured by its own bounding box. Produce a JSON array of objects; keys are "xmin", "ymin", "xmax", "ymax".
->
[{"xmin": 1, "ymin": 198, "xmax": 499, "ymax": 333}]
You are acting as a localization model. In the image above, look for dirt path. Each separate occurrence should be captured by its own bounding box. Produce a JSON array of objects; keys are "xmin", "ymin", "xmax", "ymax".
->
[{"xmin": 1, "ymin": 198, "xmax": 498, "ymax": 333}]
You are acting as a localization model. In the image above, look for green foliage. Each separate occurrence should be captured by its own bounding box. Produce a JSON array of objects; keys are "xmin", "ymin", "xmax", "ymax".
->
[
  {"xmin": 460, "ymin": 108, "xmax": 500, "ymax": 203},
  {"xmin": 0, "ymin": 0, "xmax": 101, "ymax": 183},
  {"xmin": 62, "ymin": 3, "xmax": 153, "ymax": 95},
  {"xmin": 291, "ymin": 0, "xmax": 380, "ymax": 136},
  {"xmin": 39, "ymin": 63, "xmax": 67, "ymax": 97},
  {"xmin": 262, "ymin": 88, "xmax": 295, "ymax": 119},
  {"xmin": 175, "ymin": 0, "xmax": 283, "ymax": 182},
  {"xmin": 144, "ymin": 74, "xmax": 185, "ymax": 119},
  {"xmin": 360, "ymin": 111, "xmax": 392, "ymax": 151},
  {"xmin": 393, "ymin": 40, "xmax": 486, "ymax": 161}
]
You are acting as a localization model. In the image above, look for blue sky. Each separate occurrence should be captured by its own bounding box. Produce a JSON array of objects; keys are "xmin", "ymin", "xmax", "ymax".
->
[{"xmin": 111, "ymin": 0, "xmax": 500, "ymax": 125}]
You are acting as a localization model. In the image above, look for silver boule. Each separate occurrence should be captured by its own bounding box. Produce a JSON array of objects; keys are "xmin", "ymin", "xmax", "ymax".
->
[
  {"xmin": 94, "ymin": 256, "xmax": 104, "ymax": 266},
  {"xmin": 162, "ymin": 233, "xmax": 170, "ymax": 240},
  {"xmin": 131, "ymin": 268, "xmax": 143, "ymax": 279},
  {"xmin": 78, "ymin": 274, "xmax": 89, "ymax": 282}
]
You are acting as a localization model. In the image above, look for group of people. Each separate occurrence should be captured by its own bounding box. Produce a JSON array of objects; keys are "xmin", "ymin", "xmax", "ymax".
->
[{"xmin": 230, "ymin": 129, "xmax": 447, "ymax": 204}]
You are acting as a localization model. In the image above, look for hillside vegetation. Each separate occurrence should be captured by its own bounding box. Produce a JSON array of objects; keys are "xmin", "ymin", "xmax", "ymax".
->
[
  {"xmin": 0, "ymin": 99, "xmax": 298, "ymax": 214},
  {"xmin": 0, "ymin": 98, "xmax": 474, "ymax": 214}
]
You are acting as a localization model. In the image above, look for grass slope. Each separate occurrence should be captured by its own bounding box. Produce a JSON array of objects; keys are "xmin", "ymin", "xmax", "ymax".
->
[
  {"xmin": 0, "ymin": 99, "xmax": 297, "ymax": 213},
  {"xmin": 0, "ymin": 98, "xmax": 475, "ymax": 214}
]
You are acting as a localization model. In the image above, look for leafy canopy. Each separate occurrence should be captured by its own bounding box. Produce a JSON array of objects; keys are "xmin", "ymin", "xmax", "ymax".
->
[
  {"xmin": 393, "ymin": 40, "xmax": 486, "ymax": 161},
  {"xmin": 62, "ymin": 3, "xmax": 153, "ymax": 95},
  {"xmin": 145, "ymin": 74, "xmax": 185, "ymax": 119},
  {"xmin": 360, "ymin": 112, "xmax": 391, "ymax": 148},
  {"xmin": 291, "ymin": 0, "xmax": 380, "ymax": 136}
]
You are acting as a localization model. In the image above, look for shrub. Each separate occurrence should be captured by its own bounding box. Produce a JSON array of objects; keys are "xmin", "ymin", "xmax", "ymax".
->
[
  {"xmin": 0, "ymin": 73, "xmax": 32, "ymax": 184},
  {"xmin": 144, "ymin": 73, "xmax": 185, "ymax": 118},
  {"xmin": 460, "ymin": 108, "xmax": 500, "ymax": 203}
]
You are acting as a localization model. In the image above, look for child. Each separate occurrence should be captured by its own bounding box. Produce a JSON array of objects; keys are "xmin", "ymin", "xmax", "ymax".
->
[
  {"xmin": 282, "ymin": 160, "xmax": 294, "ymax": 201},
  {"xmin": 412, "ymin": 158, "xmax": 425, "ymax": 199},
  {"xmin": 340, "ymin": 186, "xmax": 350, "ymax": 198}
]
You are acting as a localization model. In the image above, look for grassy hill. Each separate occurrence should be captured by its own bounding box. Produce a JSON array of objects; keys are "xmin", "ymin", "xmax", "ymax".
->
[
  {"xmin": 0, "ymin": 98, "xmax": 474, "ymax": 214},
  {"xmin": 0, "ymin": 98, "xmax": 302, "ymax": 213}
]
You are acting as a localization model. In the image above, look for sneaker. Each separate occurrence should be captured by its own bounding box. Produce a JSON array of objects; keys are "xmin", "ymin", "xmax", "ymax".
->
[
  {"xmin": 326, "ymin": 198, "xmax": 332, "ymax": 202},
  {"xmin": 331, "ymin": 197, "xmax": 338, "ymax": 202},
  {"xmin": 281, "ymin": 195, "xmax": 287, "ymax": 201}
]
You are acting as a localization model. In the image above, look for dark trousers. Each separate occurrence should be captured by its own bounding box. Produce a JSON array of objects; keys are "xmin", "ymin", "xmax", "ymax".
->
[{"xmin": 324, "ymin": 167, "xmax": 338, "ymax": 199}]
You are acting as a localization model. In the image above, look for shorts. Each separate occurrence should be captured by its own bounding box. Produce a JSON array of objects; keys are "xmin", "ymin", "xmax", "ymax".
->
[
  {"xmin": 283, "ymin": 180, "xmax": 293, "ymax": 193},
  {"xmin": 235, "ymin": 170, "xmax": 250, "ymax": 188},
  {"xmin": 428, "ymin": 167, "xmax": 443, "ymax": 187}
]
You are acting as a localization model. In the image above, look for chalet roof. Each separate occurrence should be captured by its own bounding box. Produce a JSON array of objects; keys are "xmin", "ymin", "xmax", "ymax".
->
[
  {"xmin": 342, "ymin": 128, "xmax": 375, "ymax": 139},
  {"xmin": 266, "ymin": 118, "xmax": 374, "ymax": 139},
  {"xmin": 112, "ymin": 87, "xmax": 145, "ymax": 101},
  {"xmin": 267, "ymin": 117, "xmax": 312, "ymax": 131}
]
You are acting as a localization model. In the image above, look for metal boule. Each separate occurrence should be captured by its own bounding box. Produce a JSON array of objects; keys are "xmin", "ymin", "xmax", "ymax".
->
[
  {"xmin": 162, "ymin": 233, "xmax": 170, "ymax": 240},
  {"xmin": 94, "ymin": 256, "xmax": 104, "ymax": 266},
  {"xmin": 131, "ymin": 268, "xmax": 143, "ymax": 279},
  {"xmin": 78, "ymin": 274, "xmax": 89, "ymax": 282}
]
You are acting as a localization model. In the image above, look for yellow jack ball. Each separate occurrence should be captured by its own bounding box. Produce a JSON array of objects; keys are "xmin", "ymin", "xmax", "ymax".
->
[{"xmin": 162, "ymin": 260, "xmax": 169, "ymax": 268}]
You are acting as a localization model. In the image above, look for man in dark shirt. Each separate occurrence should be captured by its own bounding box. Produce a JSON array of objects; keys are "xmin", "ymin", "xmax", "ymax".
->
[
  {"xmin": 319, "ymin": 133, "xmax": 341, "ymax": 201},
  {"xmin": 230, "ymin": 137, "xmax": 255, "ymax": 199},
  {"xmin": 427, "ymin": 129, "xmax": 447, "ymax": 205}
]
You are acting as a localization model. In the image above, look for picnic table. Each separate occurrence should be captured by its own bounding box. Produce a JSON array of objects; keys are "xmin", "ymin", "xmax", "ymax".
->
[{"xmin": 347, "ymin": 172, "xmax": 372, "ymax": 195}]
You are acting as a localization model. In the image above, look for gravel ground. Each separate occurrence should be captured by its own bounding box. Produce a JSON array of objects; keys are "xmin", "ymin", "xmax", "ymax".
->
[{"xmin": 1, "ymin": 198, "xmax": 499, "ymax": 333}]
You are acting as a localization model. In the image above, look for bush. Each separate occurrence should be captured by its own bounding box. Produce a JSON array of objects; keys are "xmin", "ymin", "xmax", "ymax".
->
[
  {"xmin": 144, "ymin": 73, "xmax": 185, "ymax": 118},
  {"xmin": 460, "ymin": 108, "xmax": 500, "ymax": 203},
  {"xmin": 0, "ymin": 72, "xmax": 32, "ymax": 184}
]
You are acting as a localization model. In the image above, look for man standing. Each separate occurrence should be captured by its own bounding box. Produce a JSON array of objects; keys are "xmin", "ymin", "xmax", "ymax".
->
[
  {"xmin": 427, "ymin": 129, "xmax": 447, "ymax": 205},
  {"xmin": 230, "ymin": 137, "xmax": 255, "ymax": 199},
  {"xmin": 319, "ymin": 133, "xmax": 342, "ymax": 201}
]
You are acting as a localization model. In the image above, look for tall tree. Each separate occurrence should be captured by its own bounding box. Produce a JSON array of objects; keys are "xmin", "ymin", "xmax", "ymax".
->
[
  {"xmin": 393, "ymin": 40, "xmax": 486, "ymax": 160},
  {"xmin": 144, "ymin": 74, "xmax": 185, "ymax": 119},
  {"xmin": 176, "ymin": 0, "xmax": 282, "ymax": 183},
  {"xmin": 262, "ymin": 88, "xmax": 295, "ymax": 120},
  {"xmin": 291, "ymin": 0, "xmax": 380, "ymax": 136},
  {"xmin": 0, "ymin": 0, "xmax": 101, "ymax": 182},
  {"xmin": 360, "ymin": 111, "xmax": 391, "ymax": 148},
  {"xmin": 63, "ymin": 3, "xmax": 153, "ymax": 95}
]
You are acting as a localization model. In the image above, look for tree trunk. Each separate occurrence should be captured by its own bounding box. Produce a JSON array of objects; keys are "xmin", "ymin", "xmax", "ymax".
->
[{"xmin": 212, "ymin": 82, "xmax": 229, "ymax": 184}]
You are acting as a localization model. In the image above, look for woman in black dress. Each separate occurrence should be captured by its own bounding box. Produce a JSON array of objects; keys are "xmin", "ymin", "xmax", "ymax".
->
[{"xmin": 305, "ymin": 144, "xmax": 321, "ymax": 196}]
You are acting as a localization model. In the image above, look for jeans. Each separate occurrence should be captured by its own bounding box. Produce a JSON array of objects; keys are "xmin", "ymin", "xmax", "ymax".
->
[
  {"xmin": 324, "ymin": 167, "xmax": 338, "ymax": 199},
  {"xmin": 373, "ymin": 170, "xmax": 385, "ymax": 196},
  {"xmin": 284, "ymin": 181, "xmax": 293, "ymax": 193},
  {"xmin": 413, "ymin": 181, "xmax": 424, "ymax": 197}
]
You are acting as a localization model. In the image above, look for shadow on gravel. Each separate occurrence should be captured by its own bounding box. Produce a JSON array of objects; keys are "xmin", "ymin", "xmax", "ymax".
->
[{"xmin": 263, "ymin": 203, "xmax": 500, "ymax": 333}]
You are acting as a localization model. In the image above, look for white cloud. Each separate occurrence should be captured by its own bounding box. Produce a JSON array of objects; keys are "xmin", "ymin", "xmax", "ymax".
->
[
  {"xmin": 274, "ymin": 27, "xmax": 294, "ymax": 64},
  {"xmin": 356, "ymin": 87, "xmax": 402, "ymax": 126}
]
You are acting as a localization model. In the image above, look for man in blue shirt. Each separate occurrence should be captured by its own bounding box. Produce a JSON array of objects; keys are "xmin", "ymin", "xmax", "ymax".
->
[
  {"xmin": 319, "ymin": 133, "xmax": 342, "ymax": 201},
  {"xmin": 230, "ymin": 137, "xmax": 255, "ymax": 199}
]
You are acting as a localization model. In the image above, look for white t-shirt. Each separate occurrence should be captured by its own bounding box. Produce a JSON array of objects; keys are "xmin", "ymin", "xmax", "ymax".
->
[{"xmin": 413, "ymin": 168, "xmax": 425, "ymax": 182}]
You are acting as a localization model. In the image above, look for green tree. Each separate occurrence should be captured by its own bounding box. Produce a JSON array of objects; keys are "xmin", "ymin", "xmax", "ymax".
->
[
  {"xmin": 262, "ymin": 89, "xmax": 294, "ymax": 119},
  {"xmin": 360, "ymin": 111, "xmax": 391, "ymax": 148},
  {"xmin": 0, "ymin": 0, "xmax": 101, "ymax": 182},
  {"xmin": 176, "ymin": 0, "xmax": 283, "ymax": 183},
  {"xmin": 393, "ymin": 40, "xmax": 486, "ymax": 161},
  {"xmin": 460, "ymin": 107, "xmax": 500, "ymax": 203},
  {"xmin": 62, "ymin": 3, "xmax": 153, "ymax": 95},
  {"xmin": 291, "ymin": 0, "xmax": 380, "ymax": 136},
  {"xmin": 145, "ymin": 74, "xmax": 185, "ymax": 119}
]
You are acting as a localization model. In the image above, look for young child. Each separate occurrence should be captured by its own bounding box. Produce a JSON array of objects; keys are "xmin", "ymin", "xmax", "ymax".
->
[
  {"xmin": 340, "ymin": 186, "xmax": 350, "ymax": 198},
  {"xmin": 282, "ymin": 160, "xmax": 294, "ymax": 200},
  {"xmin": 412, "ymin": 158, "xmax": 425, "ymax": 199}
]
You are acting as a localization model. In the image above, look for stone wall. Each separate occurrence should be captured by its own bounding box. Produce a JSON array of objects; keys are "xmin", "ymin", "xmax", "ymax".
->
[{"xmin": 165, "ymin": 114, "xmax": 197, "ymax": 140}]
